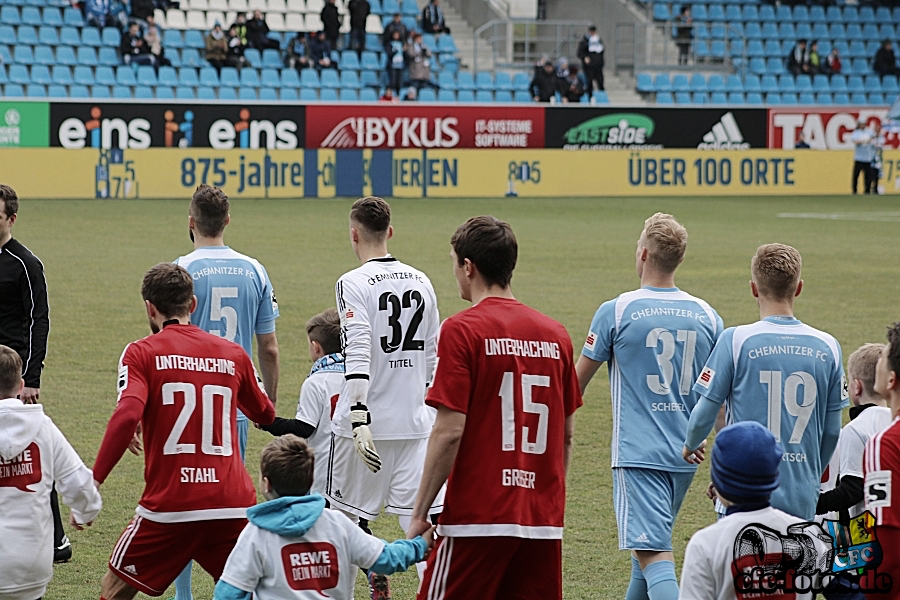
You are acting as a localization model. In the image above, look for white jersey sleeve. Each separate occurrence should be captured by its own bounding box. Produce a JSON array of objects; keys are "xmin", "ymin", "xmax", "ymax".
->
[{"xmin": 336, "ymin": 276, "xmax": 373, "ymax": 381}]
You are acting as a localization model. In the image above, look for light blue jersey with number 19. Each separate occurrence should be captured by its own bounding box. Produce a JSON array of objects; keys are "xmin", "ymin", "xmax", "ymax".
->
[
  {"xmin": 174, "ymin": 246, "xmax": 279, "ymax": 420},
  {"xmin": 582, "ymin": 287, "xmax": 723, "ymax": 472},
  {"xmin": 692, "ymin": 316, "xmax": 848, "ymax": 520}
]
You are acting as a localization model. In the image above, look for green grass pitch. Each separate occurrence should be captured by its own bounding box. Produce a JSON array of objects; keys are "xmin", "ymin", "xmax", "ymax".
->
[{"xmin": 17, "ymin": 194, "xmax": 899, "ymax": 600}]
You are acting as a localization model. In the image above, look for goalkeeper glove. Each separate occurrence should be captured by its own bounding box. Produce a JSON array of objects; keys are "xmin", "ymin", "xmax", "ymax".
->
[{"xmin": 351, "ymin": 403, "xmax": 381, "ymax": 473}]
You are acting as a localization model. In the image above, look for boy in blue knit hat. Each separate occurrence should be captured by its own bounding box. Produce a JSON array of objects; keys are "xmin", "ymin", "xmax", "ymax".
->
[
  {"xmin": 680, "ymin": 422, "xmax": 816, "ymax": 600},
  {"xmin": 213, "ymin": 435, "xmax": 434, "ymax": 600}
]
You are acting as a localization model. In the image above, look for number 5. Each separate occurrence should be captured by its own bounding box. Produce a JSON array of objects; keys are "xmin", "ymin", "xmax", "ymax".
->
[
  {"xmin": 499, "ymin": 372, "xmax": 550, "ymax": 455},
  {"xmin": 211, "ymin": 287, "xmax": 238, "ymax": 342}
]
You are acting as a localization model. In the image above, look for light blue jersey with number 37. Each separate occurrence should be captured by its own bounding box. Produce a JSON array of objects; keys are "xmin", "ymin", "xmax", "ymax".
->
[
  {"xmin": 582, "ymin": 287, "xmax": 723, "ymax": 472},
  {"xmin": 692, "ymin": 316, "xmax": 848, "ymax": 519}
]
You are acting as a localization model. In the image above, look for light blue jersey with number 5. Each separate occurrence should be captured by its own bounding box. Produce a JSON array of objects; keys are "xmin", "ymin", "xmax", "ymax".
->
[
  {"xmin": 582, "ymin": 287, "xmax": 723, "ymax": 472},
  {"xmin": 692, "ymin": 316, "xmax": 848, "ymax": 519}
]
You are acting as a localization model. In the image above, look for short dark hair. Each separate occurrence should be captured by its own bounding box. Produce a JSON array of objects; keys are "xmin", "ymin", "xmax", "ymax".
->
[
  {"xmin": 451, "ymin": 216, "xmax": 517, "ymax": 288},
  {"xmin": 306, "ymin": 308, "xmax": 342, "ymax": 355},
  {"xmin": 886, "ymin": 323, "xmax": 900, "ymax": 381},
  {"xmin": 0, "ymin": 185, "xmax": 18, "ymax": 218},
  {"xmin": 190, "ymin": 185, "xmax": 230, "ymax": 238},
  {"xmin": 141, "ymin": 263, "xmax": 194, "ymax": 318},
  {"xmin": 0, "ymin": 345, "xmax": 22, "ymax": 398},
  {"xmin": 260, "ymin": 435, "xmax": 314, "ymax": 497},
  {"xmin": 350, "ymin": 197, "xmax": 391, "ymax": 238}
]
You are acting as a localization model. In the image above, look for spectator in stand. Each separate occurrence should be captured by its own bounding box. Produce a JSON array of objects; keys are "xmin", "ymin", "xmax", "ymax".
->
[
  {"xmin": 144, "ymin": 19, "xmax": 171, "ymax": 67},
  {"xmin": 560, "ymin": 64, "xmax": 585, "ymax": 103},
  {"xmin": 787, "ymin": 39, "xmax": 809, "ymax": 76},
  {"xmin": 386, "ymin": 29, "xmax": 407, "ymax": 94},
  {"xmin": 348, "ymin": 0, "xmax": 370, "ymax": 53},
  {"xmin": 826, "ymin": 47, "xmax": 842, "ymax": 75},
  {"xmin": 406, "ymin": 32, "xmax": 436, "ymax": 90},
  {"xmin": 121, "ymin": 22, "xmax": 156, "ymax": 66},
  {"xmin": 231, "ymin": 13, "xmax": 249, "ymax": 46},
  {"xmin": 286, "ymin": 32, "xmax": 310, "ymax": 70},
  {"xmin": 85, "ymin": 0, "xmax": 120, "ymax": 28},
  {"xmin": 404, "ymin": 86, "xmax": 417, "ymax": 101},
  {"xmin": 383, "ymin": 13, "xmax": 408, "ymax": 54},
  {"xmin": 795, "ymin": 133, "xmax": 810, "ymax": 148},
  {"xmin": 309, "ymin": 30, "xmax": 337, "ymax": 69},
  {"xmin": 226, "ymin": 25, "xmax": 250, "ymax": 69},
  {"xmin": 380, "ymin": 87, "xmax": 398, "ymax": 102},
  {"xmin": 674, "ymin": 5, "xmax": 693, "ymax": 66},
  {"xmin": 874, "ymin": 40, "xmax": 900, "ymax": 78},
  {"xmin": 808, "ymin": 40, "xmax": 822, "ymax": 75},
  {"xmin": 321, "ymin": 0, "xmax": 342, "ymax": 49},
  {"xmin": 577, "ymin": 25, "xmax": 605, "ymax": 92},
  {"xmin": 869, "ymin": 120, "xmax": 884, "ymax": 194},
  {"xmin": 530, "ymin": 59, "xmax": 559, "ymax": 102},
  {"xmin": 421, "ymin": 0, "xmax": 450, "ymax": 34},
  {"xmin": 851, "ymin": 119, "xmax": 875, "ymax": 195},
  {"xmin": 247, "ymin": 10, "xmax": 280, "ymax": 50},
  {"xmin": 556, "ymin": 56, "xmax": 570, "ymax": 79},
  {"xmin": 205, "ymin": 22, "xmax": 229, "ymax": 73},
  {"xmin": 130, "ymin": 0, "xmax": 155, "ymax": 23}
]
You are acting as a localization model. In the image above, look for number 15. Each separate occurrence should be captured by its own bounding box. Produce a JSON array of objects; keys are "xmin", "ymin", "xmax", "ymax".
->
[{"xmin": 499, "ymin": 372, "xmax": 550, "ymax": 455}]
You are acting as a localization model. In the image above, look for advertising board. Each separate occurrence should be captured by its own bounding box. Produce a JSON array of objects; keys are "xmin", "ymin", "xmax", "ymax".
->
[{"xmin": 768, "ymin": 108, "xmax": 894, "ymax": 150}]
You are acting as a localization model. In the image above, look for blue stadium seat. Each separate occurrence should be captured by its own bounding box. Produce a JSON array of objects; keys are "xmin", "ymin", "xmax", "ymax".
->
[
  {"xmin": 798, "ymin": 92, "xmax": 815, "ymax": 104},
  {"xmin": 826, "ymin": 5, "xmax": 842, "ymax": 21},
  {"xmin": 766, "ymin": 92, "xmax": 782, "ymax": 104},
  {"xmin": 864, "ymin": 75, "xmax": 881, "ymax": 93},
  {"xmin": 811, "ymin": 23, "xmax": 829, "ymax": 40},
  {"xmin": 829, "ymin": 75, "xmax": 847, "ymax": 93},
  {"xmin": 671, "ymin": 74, "xmax": 689, "ymax": 93},
  {"xmin": 774, "ymin": 4, "xmax": 791, "ymax": 21},
  {"xmin": 257, "ymin": 87, "xmax": 276, "ymax": 101},
  {"xmin": 299, "ymin": 88, "xmax": 317, "ymax": 101},
  {"xmin": 869, "ymin": 93, "xmax": 886, "ymax": 105},
  {"xmin": 746, "ymin": 92, "xmax": 764, "ymax": 104},
  {"xmin": 652, "ymin": 4, "xmax": 670, "ymax": 20},
  {"xmin": 260, "ymin": 49, "xmax": 281, "ymax": 69},
  {"xmin": 473, "ymin": 89, "xmax": 491, "ymax": 102},
  {"xmin": 240, "ymin": 68, "xmax": 261, "ymax": 88},
  {"xmin": 279, "ymin": 68, "xmax": 299, "ymax": 88},
  {"xmin": 849, "ymin": 92, "xmax": 867, "ymax": 105},
  {"xmin": 42, "ymin": 7, "xmax": 63, "ymax": 27},
  {"xmin": 723, "ymin": 75, "xmax": 742, "ymax": 92},
  {"xmin": 17, "ymin": 25, "xmax": 38, "ymax": 45},
  {"xmin": 850, "ymin": 59, "xmax": 869, "ymax": 76},
  {"xmin": 742, "ymin": 5, "xmax": 759, "ymax": 21},
  {"xmin": 340, "ymin": 70, "xmax": 361, "ymax": 89},
  {"xmin": 59, "ymin": 26, "xmax": 79, "ymax": 47},
  {"xmin": 7, "ymin": 64, "xmax": 27, "ymax": 85},
  {"xmin": 674, "ymin": 91, "xmax": 691, "ymax": 104},
  {"xmin": 274, "ymin": 87, "xmax": 295, "ymax": 101},
  {"xmin": 693, "ymin": 41, "xmax": 710, "ymax": 60},
  {"xmin": 710, "ymin": 40, "xmax": 725, "ymax": 59},
  {"xmin": 163, "ymin": 30, "xmax": 183, "ymax": 48},
  {"xmin": 882, "ymin": 76, "xmax": 899, "ymax": 95},
  {"xmin": 244, "ymin": 48, "xmax": 261, "ymax": 67},
  {"xmin": 493, "ymin": 71, "xmax": 512, "ymax": 91},
  {"xmin": 745, "ymin": 23, "xmax": 762, "ymax": 40},
  {"xmin": 0, "ymin": 26, "xmax": 13, "ymax": 46},
  {"xmin": 815, "ymin": 93, "xmax": 832, "ymax": 105},
  {"xmin": 33, "ymin": 46, "xmax": 54, "ymax": 66},
  {"xmin": 694, "ymin": 24, "xmax": 709, "ymax": 40},
  {"xmin": 512, "ymin": 72, "xmax": 529, "ymax": 90},
  {"xmin": 112, "ymin": 85, "xmax": 132, "ymax": 99},
  {"xmin": 319, "ymin": 69, "xmax": 338, "ymax": 88},
  {"xmin": 795, "ymin": 23, "xmax": 812, "ymax": 40},
  {"xmin": 319, "ymin": 88, "xmax": 338, "ymax": 101},
  {"xmin": 220, "ymin": 67, "xmax": 240, "ymax": 87},
  {"xmin": 184, "ymin": 30, "xmax": 205, "ymax": 49},
  {"xmin": 892, "ymin": 6, "xmax": 900, "ymax": 21},
  {"xmin": 777, "ymin": 23, "xmax": 795, "ymax": 40},
  {"xmin": 765, "ymin": 58, "xmax": 784, "ymax": 75},
  {"xmin": 81, "ymin": 27, "xmax": 101, "ymax": 47},
  {"xmin": 95, "ymin": 66, "xmax": 115, "ymax": 86},
  {"xmin": 73, "ymin": 65, "xmax": 94, "ymax": 86},
  {"xmin": 792, "ymin": 5, "xmax": 809, "ymax": 22},
  {"xmin": 91, "ymin": 85, "xmax": 111, "ymax": 98},
  {"xmin": 38, "ymin": 26, "xmax": 58, "ymax": 46},
  {"xmin": 442, "ymin": 59, "xmax": 460, "ymax": 75},
  {"xmin": 636, "ymin": 72, "xmax": 654, "ymax": 93},
  {"xmin": 0, "ymin": 7, "xmax": 21, "ymax": 26},
  {"xmin": 155, "ymin": 86, "xmax": 174, "ymax": 99},
  {"xmin": 168, "ymin": 66, "xmax": 189, "ymax": 86},
  {"xmin": 776, "ymin": 93, "xmax": 795, "ymax": 105},
  {"xmin": 847, "ymin": 24, "xmax": 863, "ymax": 41},
  {"xmin": 30, "ymin": 64, "xmax": 50, "ymax": 85},
  {"xmin": 135, "ymin": 86, "xmax": 153, "ymax": 98},
  {"xmin": 761, "ymin": 75, "xmax": 778, "ymax": 93},
  {"xmin": 848, "ymin": 40, "xmax": 866, "ymax": 59},
  {"xmin": 360, "ymin": 70, "xmax": 379, "ymax": 88},
  {"xmin": 747, "ymin": 40, "xmax": 765, "ymax": 58},
  {"xmin": 743, "ymin": 75, "xmax": 760, "ymax": 93},
  {"xmin": 338, "ymin": 51, "xmax": 360, "ymax": 71},
  {"xmin": 710, "ymin": 24, "xmax": 726, "ymax": 39},
  {"xmin": 491, "ymin": 89, "xmax": 510, "ymax": 102},
  {"xmin": 175, "ymin": 86, "xmax": 195, "ymax": 100},
  {"xmin": 865, "ymin": 40, "xmax": 880, "ymax": 58},
  {"xmin": 401, "ymin": 16, "xmax": 416, "ymax": 31},
  {"xmin": 795, "ymin": 75, "xmax": 812, "ymax": 93},
  {"xmin": 437, "ymin": 35, "xmax": 458, "ymax": 54},
  {"xmin": 832, "ymin": 92, "xmax": 850, "ymax": 104},
  {"xmin": 438, "ymin": 89, "xmax": 456, "ymax": 102},
  {"xmin": 51, "ymin": 65, "xmax": 72, "ymax": 85},
  {"xmin": 842, "ymin": 6, "xmax": 860, "ymax": 23},
  {"xmin": 874, "ymin": 6, "xmax": 890, "ymax": 22},
  {"xmin": 102, "ymin": 27, "xmax": 120, "ymax": 47},
  {"xmin": 12, "ymin": 46, "xmax": 34, "ymax": 66},
  {"xmin": 475, "ymin": 72, "xmax": 493, "ymax": 91},
  {"xmin": 2, "ymin": 84, "xmax": 24, "ymax": 97},
  {"xmin": 656, "ymin": 91, "xmax": 674, "ymax": 105},
  {"xmin": 653, "ymin": 73, "xmax": 671, "ymax": 92},
  {"xmin": 725, "ymin": 5, "xmax": 741, "ymax": 21},
  {"xmin": 196, "ymin": 86, "xmax": 215, "ymax": 100},
  {"xmin": 763, "ymin": 40, "xmax": 780, "ymax": 58},
  {"xmin": 356, "ymin": 87, "xmax": 376, "ymax": 101},
  {"xmin": 338, "ymin": 88, "xmax": 357, "ymax": 101},
  {"xmin": 26, "ymin": 83, "xmax": 46, "ymax": 97},
  {"xmin": 809, "ymin": 5, "xmax": 825, "ymax": 21},
  {"xmin": 116, "ymin": 66, "xmax": 137, "ymax": 86},
  {"xmin": 454, "ymin": 89, "xmax": 473, "ymax": 102},
  {"xmin": 136, "ymin": 65, "xmax": 157, "ymax": 86},
  {"xmin": 360, "ymin": 51, "xmax": 380, "ymax": 70},
  {"xmin": 218, "ymin": 87, "xmax": 238, "ymax": 100},
  {"xmin": 726, "ymin": 92, "xmax": 744, "ymax": 104},
  {"xmin": 258, "ymin": 68, "xmax": 278, "ymax": 88},
  {"xmin": 708, "ymin": 4, "xmax": 725, "ymax": 20},
  {"xmin": 508, "ymin": 89, "xmax": 528, "ymax": 102},
  {"xmin": 760, "ymin": 22, "xmax": 777, "ymax": 39},
  {"xmin": 166, "ymin": 50, "xmax": 182, "ymax": 68},
  {"xmin": 689, "ymin": 73, "xmax": 707, "ymax": 92},
  {"xmin": 47, "ymin": 84, "xmax": 67, "ymax": 97},
  {"xmin": 199, "ymin": 67, "xmax": 219, "ymax": 87},
  {"xmin": 69, "ymin": 84, "xmax": 89, "ymax": 98},
  {"xmin": 749, "ymin": 58, "xmax": 766, "ymax": 75},
  {"xmin": 401, "ymin": 0, "xmax": 418, "ymax": 16},
  {"xmin": 710, "ymin": 91, "xmax": 727, "ymax": 104},
  {"xmin": 859, "ymin": 5, "xmax": 875, "ymax": 24},
  {"xmin": 437, "ymin": 71, "xmax": 456, "ymax": 90},
  {"xmin": 456, "ymin": 71, "xmax": 475, "ymax": 91},
  {"xmin": 300, "ymin": 69, "xmax": 320, "ymax": 88},
  {"xmin": 812, "ymin": 74, "xmax": 829, "ymax": 93},
  {"xmin": 829, "ymin": 24, "xmax": 847, "ymax": 41},
  {"xmin": 62, "ymin": 7, "xmax": 83, "ymax": 27}
]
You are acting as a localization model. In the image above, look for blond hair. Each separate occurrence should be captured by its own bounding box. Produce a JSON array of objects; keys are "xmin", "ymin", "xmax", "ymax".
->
[
  {"xmin": 0, "ymin": 345, "xmax": 22, "ymax": 398},
  {"xmin": 848, "ymin": 343, "xmax": 885, "ymax": 398},
  {"xmin": 642, "ymin": 212, "xmax": 688, "ymax": 273},
  {"xmin": 751, "ymin": 244, "xmax": 802, "ymax": 300}
]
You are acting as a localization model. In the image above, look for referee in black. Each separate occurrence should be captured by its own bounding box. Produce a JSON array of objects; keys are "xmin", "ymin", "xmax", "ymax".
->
[{"xmin": 0, "ymin": 184, "xmax": 69, "ymax": 562}]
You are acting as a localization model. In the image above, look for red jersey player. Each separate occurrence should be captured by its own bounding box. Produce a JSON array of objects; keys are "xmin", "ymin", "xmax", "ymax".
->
[
  {"xmin": 92, "ymin": 263, "xmax": 275, "ymax": 600},
  {"xmin": 864, "ymin": 323, "xmax": 900, "ymax": 598},
  {"xmin": 408, "ymin": 216, "xmax": 582, "ymax": 600}
]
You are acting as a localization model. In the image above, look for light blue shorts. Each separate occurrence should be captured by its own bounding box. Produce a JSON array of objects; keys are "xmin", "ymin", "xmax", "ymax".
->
[
  {"xmin": 613, "ymin": 467, "xmax": 695, "ymax": 551},
  {"xmin": 237, "ymin": 416, "xmax": 249, "ymax": 463}
]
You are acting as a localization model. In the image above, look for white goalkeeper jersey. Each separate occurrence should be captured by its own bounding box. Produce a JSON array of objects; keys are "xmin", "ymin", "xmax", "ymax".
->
[{"xmin": 333, "ymin": 255, "xmax": 439, "ymax": 440}]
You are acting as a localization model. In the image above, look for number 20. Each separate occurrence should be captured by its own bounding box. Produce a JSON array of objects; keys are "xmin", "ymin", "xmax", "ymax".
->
[
  {"xmin": 499, "ymin": 372, "xmax": 550, "ymax": 455},
  {"xmin": 163, "ymin": 382, "xmax": 233, "ymax": 456}
]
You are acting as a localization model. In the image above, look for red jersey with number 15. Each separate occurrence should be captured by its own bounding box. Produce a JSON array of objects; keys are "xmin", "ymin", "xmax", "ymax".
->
[
  {"xmin": 426, "ymin": 297, "xmax": 582, "ymax": 539},
  {"xmin": 106, "ymin": 324, "xmax": 274, "ymax": 522}
]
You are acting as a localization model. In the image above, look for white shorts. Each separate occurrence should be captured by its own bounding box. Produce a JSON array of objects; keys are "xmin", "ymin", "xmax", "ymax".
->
[{"xmin": 325, "ymin": 435, "xmax": 445, "ymax": 520}]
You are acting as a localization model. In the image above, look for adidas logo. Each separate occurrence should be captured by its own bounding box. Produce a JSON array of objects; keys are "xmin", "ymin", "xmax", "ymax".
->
[
  {"xmin": 635, "ymin": 533, "xmax": 650, "ymax": 543},
  {"xmin": 333, "ymin": 489, "xmax": 342, "ymax": 499},
  {"xmin": 698, "ymin": 112, "xmax": 750, "ymax": 150},
  {"xmin": 124, "ymin": 565, "xmax": 137, "ymax": 575}
]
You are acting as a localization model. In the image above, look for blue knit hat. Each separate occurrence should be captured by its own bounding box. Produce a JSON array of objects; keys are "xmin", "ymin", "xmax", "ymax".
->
[{"xmin": 710, "ymin": 421, "xmax": 782, "ymax": 503}]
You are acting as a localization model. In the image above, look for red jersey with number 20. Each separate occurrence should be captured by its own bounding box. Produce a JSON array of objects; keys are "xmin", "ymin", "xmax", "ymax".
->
[
  {"xmin": 426, "ymin": 297, "xmax": 582, "ymax": 539},
  {"xmin": 112, "ymin": 324, "xmax": 275, "ymax": 522}
]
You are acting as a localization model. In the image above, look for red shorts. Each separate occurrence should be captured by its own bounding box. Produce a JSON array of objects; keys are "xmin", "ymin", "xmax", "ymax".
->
[
  {"xmin": 108, "ymin": 516, "xmax": 247, "ymax": 596},
  {"xmin": 416, "ymin": 536, "xmax": 562, "ymax": 600}
]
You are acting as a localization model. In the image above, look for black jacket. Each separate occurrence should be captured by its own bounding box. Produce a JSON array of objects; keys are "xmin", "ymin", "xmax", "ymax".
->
[
  {"xmin": 247, "ymin": 17, "xmax": 271, "ymax": 47},
  {"xmin": 0, "ymin": 238, "xmax": 49, "ymax": 389},
  {"xmin": 321, "ymin": 3, "xmax": 342, "ymax": 36},
  {"xmin": 874, "ymin": 47, "xmax": 897, "ymax": 75},
  {"xmin": 382, "ymin": 21, "xmax": 408, "ymax": 46},
  {"xmin": 348, "ymin": 0, "xmax": 370, "ymax": 29},
  {"xmin": 120, "ymin": 30, "xmax": 150, "ymax": 56},
  {"xmin": 530, "ymin": 67, "xmax": 559, "ymax": 102},
  {"xmin": 421, "ymin": 3, "xmax": 444, "ymax": 33},
  {"xmin": 130, "ymin": 0, "xmax": 155, "ymax": 20},
  {"xmin": 577, "ymin": 34, "xmax": 605, "ymax": 69}
]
